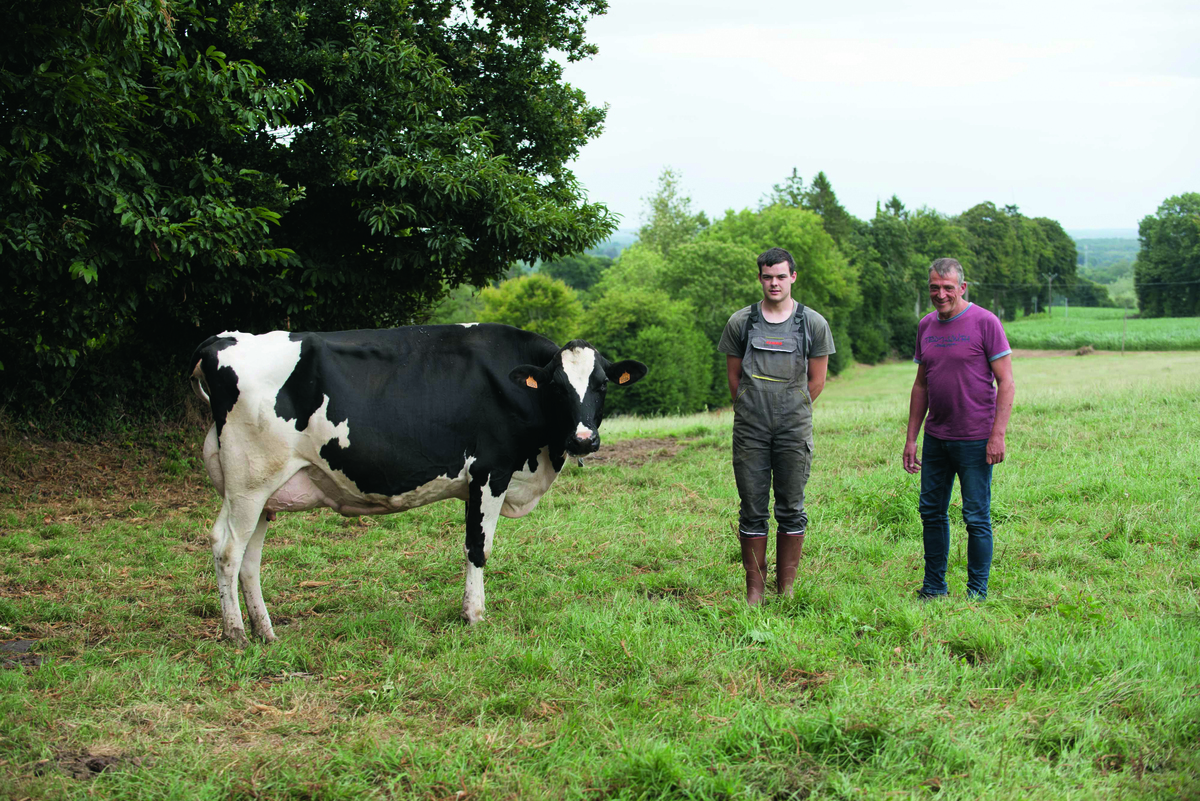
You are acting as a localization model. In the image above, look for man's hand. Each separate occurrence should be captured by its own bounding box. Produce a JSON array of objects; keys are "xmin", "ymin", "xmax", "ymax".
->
[
  {"xmin": 986, "ymin": 433, "xmax": 1006, "ymax": 464},
  {"xmin": 903, "ymin": 440, "xmax": 921, "ymax": 473}
]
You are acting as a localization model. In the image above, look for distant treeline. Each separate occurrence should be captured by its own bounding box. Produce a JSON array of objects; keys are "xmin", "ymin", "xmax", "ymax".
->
[
  {"xmin": 430, "ymin": 168, "xmax": 1093, "ymax": 415},
  {"xmin": 1075, "ymin": 238, "xmax": 1136, "ymax": 288}
]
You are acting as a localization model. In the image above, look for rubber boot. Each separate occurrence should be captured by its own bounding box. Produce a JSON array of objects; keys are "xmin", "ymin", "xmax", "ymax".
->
[
  {"xmin": 776, "ymin": 532, "xmax": 805, "ymax": 597},
  {"xmin": 739, "ymin": 536, "xmax": 768, "ymax": 606}
]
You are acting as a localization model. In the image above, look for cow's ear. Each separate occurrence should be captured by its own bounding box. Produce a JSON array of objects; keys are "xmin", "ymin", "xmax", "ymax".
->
[
  {"xmin": 509, "ymin": 365, "xmax": 550, "ymax": 390},
  {"xmin": 604, "ymin": 360, "xmax": 648, "ymax": 387}
]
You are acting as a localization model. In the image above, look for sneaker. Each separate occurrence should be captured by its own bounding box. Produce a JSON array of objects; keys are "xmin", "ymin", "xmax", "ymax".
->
[{"xmin": 917, "ymin": 591, "xmax": 949, "ymax": 602}]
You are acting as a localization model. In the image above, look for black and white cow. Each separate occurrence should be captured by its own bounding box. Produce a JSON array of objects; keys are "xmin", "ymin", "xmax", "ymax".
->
[{"xmin": 189, "ymin": 324, "xmax": 647, "ymax": 646}]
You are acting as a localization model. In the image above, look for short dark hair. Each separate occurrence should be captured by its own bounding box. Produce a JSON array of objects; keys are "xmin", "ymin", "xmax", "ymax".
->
[{"xmin": 757, "ymin": 247, "xmax": 796, "ymax": 275}]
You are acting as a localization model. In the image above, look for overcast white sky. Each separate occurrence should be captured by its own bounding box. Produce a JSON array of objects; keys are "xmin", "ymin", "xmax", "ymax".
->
[{"xmin": 561, "ymin": 0, "xmax": 1200, "ymax": 234}]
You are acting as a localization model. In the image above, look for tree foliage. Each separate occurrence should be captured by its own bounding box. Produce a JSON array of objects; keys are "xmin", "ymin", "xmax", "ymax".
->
[
  {"xmin": 478, "ymin": 274, "xmax": 583, "ymax": 345},
  {"xmin": 0, "ymin": 0, "xmax": 614, "ymax": 414},
  {"xmin": 540, "ymin": 253, "xmax": 612, "ymax": 294},
  {"xmin": 581, "ymin": 287, "xmax": 712, "ymax": 417},
  {"xmin": 637, "ymin": 167, "xmax": 709, "ymax": 258},
  {"xmin": 1135, "ymin": 193, "xmax": 1200, "ymax": 317}
]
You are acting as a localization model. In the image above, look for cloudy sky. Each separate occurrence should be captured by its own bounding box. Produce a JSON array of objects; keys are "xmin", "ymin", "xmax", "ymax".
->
[{"xmin": 561, "ymin": 0, "xmax": 1200, "ymax": 234}]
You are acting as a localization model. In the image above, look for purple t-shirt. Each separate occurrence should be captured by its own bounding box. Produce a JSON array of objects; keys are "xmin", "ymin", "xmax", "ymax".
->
[{"xmin": 913, "ymin": 303, "xmax": 1011, "ymax": 441}]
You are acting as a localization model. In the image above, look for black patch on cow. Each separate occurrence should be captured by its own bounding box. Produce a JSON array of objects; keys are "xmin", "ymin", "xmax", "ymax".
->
[
  {"xmin": 275, "ymin": 335, "xmax": 324, "ymax": 431},
  {"xmin": 462, "ymin": 464, "xmax": 514, "ymax": 568},
  {"xmin": 465, "ymin": 472, "xmax": 488, "ymax": 567},
  {"xmin": 288, "ymin": 326, "xmax": 556, "ymax": 500},
  {"xmin": 190, "ymin": 336, "xmax": 240, "ymax": 438}
]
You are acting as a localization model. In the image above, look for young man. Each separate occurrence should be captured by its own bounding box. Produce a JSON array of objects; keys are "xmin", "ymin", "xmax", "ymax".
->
[
  {"xmin": 903, "ymin": 258, "xmax": 1015, "ymax": 600},
  {"xmin": 717, "ymin": 247, "xmax": 835, "ymax": 605}
]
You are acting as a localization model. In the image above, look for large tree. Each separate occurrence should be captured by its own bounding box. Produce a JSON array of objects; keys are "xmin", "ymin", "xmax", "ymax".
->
[
  {"xmin": 0, "ymin": 0, "xmax": 614, "ymax": 413},
  {"xmin": 1134, "ymin": 193, "xmax": 1200, "ymax": 317}
]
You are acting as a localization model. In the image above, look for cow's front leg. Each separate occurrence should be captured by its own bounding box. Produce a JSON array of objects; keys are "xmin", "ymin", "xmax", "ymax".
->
[{"xmin": 462, "ymin": 468, "xmax": 509, "ymax": 624}]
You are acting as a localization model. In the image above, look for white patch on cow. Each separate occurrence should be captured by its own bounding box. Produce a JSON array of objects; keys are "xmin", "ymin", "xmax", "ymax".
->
[
  {"xmin": 458, "ymin": 322, "xmax": 479, "ymax": 328},
  {"xmin": 385, "ymin": 455, "xmax": 473, "ymax": 511},
  {"xmin": 463, "ymin": 472, "xmax": 506, "ymax": 624},
  {"xmin": 503, "ymin": 447, "xmax": 560, "ymax": 518},
  {"xmin": 575, "ymin": 423, "xmax": 593, "ymax": 441},
  {"xmin": 560, "ymin": 346, "xmax": 596, "ymax": 402},
  {"xmin": 310, "ymin": 395, "xmax": 351, "ymax": 450}
]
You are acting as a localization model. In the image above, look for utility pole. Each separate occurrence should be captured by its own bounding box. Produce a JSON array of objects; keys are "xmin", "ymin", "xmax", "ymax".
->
[{"xmin": 1043, "ymin": 272, "xmax": 1058, "ymax": 318}]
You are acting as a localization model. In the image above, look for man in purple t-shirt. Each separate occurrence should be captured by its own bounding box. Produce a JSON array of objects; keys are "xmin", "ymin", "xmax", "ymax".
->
[{"xmin": 903, "ymin": 258, "xmax": 1015, "ymax": 600}]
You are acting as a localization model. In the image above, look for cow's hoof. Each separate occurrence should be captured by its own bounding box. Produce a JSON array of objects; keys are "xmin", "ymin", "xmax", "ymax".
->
[
  {"xmin": 461, "ymin": 606, "xmax": 485, "ymax": 625},
  {"xmin": 256, "ymin": 630, "xmax": 279, "ymax": 644}
]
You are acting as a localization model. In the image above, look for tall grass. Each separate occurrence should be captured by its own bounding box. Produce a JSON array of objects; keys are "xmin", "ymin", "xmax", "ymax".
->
[
  {"xmin": 1, "ymin": 353, "xmax": 1198, "ymax": 799},
  {"xmin": 1005, "ymin": 306, "xmax": 1200, "ymax": 350}
]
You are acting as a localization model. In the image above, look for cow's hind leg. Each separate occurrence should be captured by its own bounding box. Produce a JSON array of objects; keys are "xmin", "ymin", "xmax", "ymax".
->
[
  {"xmin": 210, "ymin": 498, "xmax": 268, "ymax": 647},
  {"xmin": 239, "ymin": 512, "xmax": 277, "ymax": 642},
  {"xmin": 462, "ymin": 469, "xmax": 509, "ymax": 624}
]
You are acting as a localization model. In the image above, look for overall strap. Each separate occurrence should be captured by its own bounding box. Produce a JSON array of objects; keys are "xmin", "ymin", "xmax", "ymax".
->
[
  {"xmin": 740, "ymin": 302, "xmax": 760, "ymax": 355},
  {"xmin": 792, "ymin": 302, "xmax": 807, "ymax": 357}
]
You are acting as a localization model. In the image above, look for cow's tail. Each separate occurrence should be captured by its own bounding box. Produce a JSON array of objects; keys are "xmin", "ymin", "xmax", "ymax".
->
[{"xmin": 190, "ymin": 359, "xmax": 212, "ymax": 407}]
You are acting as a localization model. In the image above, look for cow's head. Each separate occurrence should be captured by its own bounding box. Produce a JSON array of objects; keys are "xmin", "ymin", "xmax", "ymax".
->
[{"xmin": 509, "ymin": 340, "xmax": 648, "ymax": 456}]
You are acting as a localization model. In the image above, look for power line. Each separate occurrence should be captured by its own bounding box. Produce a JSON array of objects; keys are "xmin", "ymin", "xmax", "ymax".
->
[{"xmin": 966, "ymin": 280, "xmax": 1200, "ymax": 288}]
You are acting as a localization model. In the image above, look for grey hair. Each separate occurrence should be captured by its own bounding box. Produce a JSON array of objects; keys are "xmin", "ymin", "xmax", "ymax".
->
[{"xmin": 929, "ymin": 258, "xmax": 965, "ymax": 285}]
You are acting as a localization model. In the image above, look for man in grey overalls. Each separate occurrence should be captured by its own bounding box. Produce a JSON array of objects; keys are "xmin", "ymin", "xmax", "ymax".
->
[{"xmin": 717, "ymin": 247, "xmax": 836, "ymax": 605}]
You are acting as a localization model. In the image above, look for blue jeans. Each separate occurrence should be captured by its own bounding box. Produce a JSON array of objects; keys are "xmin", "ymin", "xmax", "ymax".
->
[{"xmin": 919, "ymin": 434, "xmax": 993, "ymax": 599}]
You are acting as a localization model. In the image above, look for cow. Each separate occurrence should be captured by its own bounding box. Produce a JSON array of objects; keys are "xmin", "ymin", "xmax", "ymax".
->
[{"xmin": 189, "ymin": 324, "xmax": 647, "ymax": 646}]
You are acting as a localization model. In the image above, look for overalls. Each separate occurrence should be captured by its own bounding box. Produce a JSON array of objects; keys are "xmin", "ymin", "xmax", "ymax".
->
[{"xmin": 732, "ymin": 302, "xmax": 812, "ymax": 537}]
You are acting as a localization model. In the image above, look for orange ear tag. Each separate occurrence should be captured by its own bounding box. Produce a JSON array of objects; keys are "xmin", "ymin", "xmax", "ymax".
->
[
  {"xmin": 619, "ymin": 372, "xmax": 631, "ymax": 384},
  {"xmin": 525, "ymin": 376, "xmax": 538, "ymax": 389}
]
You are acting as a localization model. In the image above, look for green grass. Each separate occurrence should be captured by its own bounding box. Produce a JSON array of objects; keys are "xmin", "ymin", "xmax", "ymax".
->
[
  {"xmin": 2, "ymin": 353, "xmax": 1199, "ymax": 799},
  {"xmin": 1005, "ymin": 306, "xmax": 1200, "ymax": 350}
]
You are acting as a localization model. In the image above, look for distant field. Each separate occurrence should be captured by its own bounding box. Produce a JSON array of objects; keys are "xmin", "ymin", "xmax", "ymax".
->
[{"xmin": 1005, "ymin": 306, "xmax": 1200, "ymax": 350}]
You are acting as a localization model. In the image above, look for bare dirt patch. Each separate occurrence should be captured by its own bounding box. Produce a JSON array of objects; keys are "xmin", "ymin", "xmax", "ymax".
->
[
  {"xmin": 0, "ymin": 639, "xmax": 43, "ymax": 669},
  {"xmin": 33, "ymin": 747, "xmax": 144, "ymax": 780},
  {"xmin": 1010, "ymin": 348, "xmax": 1174, "ymax": 358},
  {"xmin": 0, "ymin": 426, "xmax": 214, "ymax": 526},
  {"xmin": 1011, "ymin": 349, "xmax": 1090, "ymax": 358},
  {"xmin": 586, "ymin": 437, "xmax": 695, "ymax": 467}
]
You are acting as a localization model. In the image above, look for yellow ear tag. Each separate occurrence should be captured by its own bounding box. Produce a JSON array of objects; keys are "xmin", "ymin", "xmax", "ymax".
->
[
  {"xmin": 619, "ymin": 372, "xmax": 631, "ymax": 384},
  {"xmin": 525, "ymin": 376, "xmax": 538, "ymax": 389}
]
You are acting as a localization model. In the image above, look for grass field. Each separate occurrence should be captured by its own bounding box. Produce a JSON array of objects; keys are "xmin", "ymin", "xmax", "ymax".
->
[
  {"xmin": 1004, "ymin": 306, "xmax": 1200, "ymax": 351},
  {"xmin": 2, "ymin": 353, "xmax": 1199, "ymax": 799}
]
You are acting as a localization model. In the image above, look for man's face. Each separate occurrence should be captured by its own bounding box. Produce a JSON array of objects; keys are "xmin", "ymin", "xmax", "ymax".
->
[
  {"xmin": 759, "ymin": 262, "xmax": 797, "ymax": 304},
  {"xmin": 928, "ymin": 270, "xmax": 966, "ymax": 315}
]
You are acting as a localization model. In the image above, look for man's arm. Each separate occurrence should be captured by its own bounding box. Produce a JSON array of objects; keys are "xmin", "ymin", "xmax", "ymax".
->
[
  {"xmin": 807, "ymin": 355, "xmax": 828, "ymax": 401},
  {"xmin": 987, "ymin": 354, "xmax": 1015, "ymax": 464},
  {"xmin": 726, "ymin": 356, "xmax": 742, "ymax": 404},
  {"xmin": 903, "ymin": 363, "xmax": 929, "ymax": 474}
]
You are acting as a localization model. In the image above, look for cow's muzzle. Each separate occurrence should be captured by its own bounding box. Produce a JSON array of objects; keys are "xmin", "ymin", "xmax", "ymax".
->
[{"xmin": 568, "ymin": 424, "xmax": 600, "ymax": 455}]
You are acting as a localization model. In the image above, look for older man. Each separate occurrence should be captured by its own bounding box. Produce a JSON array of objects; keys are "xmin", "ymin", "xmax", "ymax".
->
[{"xmin": 903, "ymin": 258, "xmax": 1014, "ymax": 600}]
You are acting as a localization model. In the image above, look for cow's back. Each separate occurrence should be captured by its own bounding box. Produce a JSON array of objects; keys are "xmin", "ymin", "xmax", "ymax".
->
[{"xmin": 196, "ymin": 324, "xmax": 560, "ymax": 499}]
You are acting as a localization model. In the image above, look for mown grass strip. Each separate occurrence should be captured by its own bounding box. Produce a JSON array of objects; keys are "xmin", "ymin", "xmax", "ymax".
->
[{"xmin": 1005, "ymin": 307, "xmax": 1200, "ymax": 350}]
